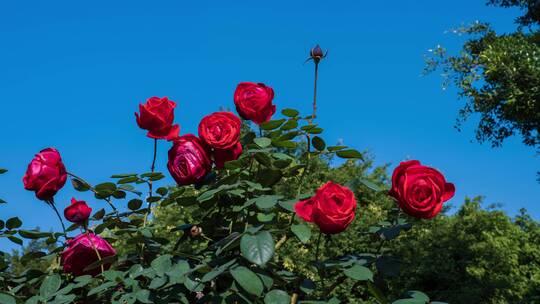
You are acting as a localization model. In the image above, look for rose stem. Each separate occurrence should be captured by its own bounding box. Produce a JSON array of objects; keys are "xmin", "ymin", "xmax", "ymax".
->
[
  {"xmin": 143, "ymin": 138, "xmax": 158, "ymax": 227},
  {"xmin": 48, "ymin": 199, "xmax": 67, "ymax": 236},
  {"xmin": 83, "ymin": 228, "xmax": 105, "ymax": 274},
  {"xmin": 312, "ymin": 61, "xmax": 319, "ymax": 122}
]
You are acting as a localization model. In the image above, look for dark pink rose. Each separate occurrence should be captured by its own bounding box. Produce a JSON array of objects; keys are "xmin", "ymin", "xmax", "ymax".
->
[
  {"xmin": 61, "ymin": 233, "xmax": 116, "ymax": 276},
  {"xmin": 23, "ymin": 148, "xmax": 67, "ymax": 201},
  {"xmin": 167, "ymin": 134, "xmax": 212, "ymax": 185},
  {"xmin": 234, "ymin": 82, "xmax": 276, "ymax": 125},
  {"xmin": 64, "ymin": 198, "xmax": 92, "ymax": 223}
]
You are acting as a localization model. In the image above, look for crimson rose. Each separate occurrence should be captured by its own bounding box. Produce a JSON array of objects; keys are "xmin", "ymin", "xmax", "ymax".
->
[
  {"xmin": 135, "ymin": 96, "xmax": 180, "ymax": 140},
  {"xmin": 61, "ymin": 233, "xmax": 116, "ymax": 276},
  {"xmin": 198, "ymin": 112, "xmax": 241, "ymax": 150},
  {"xmin": 64, "ymin": 197, "xmax": 92, "ymax": 223},
  {"xmin": 295, "ymin": 181, "xmax": 357, "ymax": 234},
  {"xmin": 167, "ymin": 134, "xmax": 212, "ymax": 185},
  {"xmin": 23, "ymin": 148, "xmax": 67, "ymax": 201},
  {"xmin": 234, "ymin": 82, "xmax": 276, "ymax": 124},
  {"xmin": 213, "ymin": 142, "xmax": 243, "ymax": 169},
  {"xmin": 389, "ymin": 160, "xmax": 455, "ymax": 219}
]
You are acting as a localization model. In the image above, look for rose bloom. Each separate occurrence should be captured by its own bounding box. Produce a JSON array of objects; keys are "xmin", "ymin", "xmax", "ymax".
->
[
  {"xmin": 61, "ymin": 233, "xmax": 116, "ymax": 276},
  {"xmin": 167, "ymin": 134, "xmax": 212, "ymax": 185},
  {"xmin": 213, "ymin": 142, "xmax": 243, "ymax": 169},
  {"xmin": 23, "ymin": 148, "xmax": 67, "ymax": 201},
  {"xmin": 198, "ymin": 112, "xmax": 241, "ymax": 150},
  {"xmin": 233, "ymin": 82, "xmax": 276, "ymax": 125},
  {"xmin": 64, "ymin": 198, "xmax": 92, "ymax": 223},
  {"xmin": 135, "ymin": 96, "xmax": 180, "ymax": 141},
  {"xmin": 389, "ymin": 160, "xmax": 455, "ymax": 219},
  {"xmin": 295, "ymin": 181, "xmax": 357, "ymax": 234}
]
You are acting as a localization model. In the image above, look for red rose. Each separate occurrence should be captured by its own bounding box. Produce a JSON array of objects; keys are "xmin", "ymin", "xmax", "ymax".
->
[
  {"xmin": 389, "ymin": 160, "xmax": 455, "ymax": 219},
  {"xmin": 234, "ymin": 82, "xmax": 276, "ymax": 124},
  {"xmin": 23, "ymin": 148, "xmax": 67, "ymax": 201},
  {"xmin": 213, "ymin": 142, "xmax": 243, "ymax": 169},
  {"xmin": 198, "ymin": 112, "xmax": 241, "ymax": 150},
  {"xmin": 61, "ymin": 233, "xmax": 116, "ymax": 276},
  {"xmin": 64, "ymin": 198, "xmax": 92, "ymax": 223},
  {"xmin": 167, "ymin": 134, "xmax": 212, "ymax": 185},
  {"xmin": 295, "ymin": 181, "xmax": 357, "ymax": 234},
  {"xmin": 135, "ymin": 96, "xmax": 180, "ymax": 140}
]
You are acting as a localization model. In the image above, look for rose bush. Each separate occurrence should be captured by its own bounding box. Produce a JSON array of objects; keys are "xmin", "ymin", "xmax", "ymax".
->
[{"xmin": 0, "ymin": 47, "xmax": 454, "ymax": 304}]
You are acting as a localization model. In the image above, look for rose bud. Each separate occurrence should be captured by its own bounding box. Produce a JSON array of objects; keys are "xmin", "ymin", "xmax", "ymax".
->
[
  {"xmin": 64, "ymin": 197, "xmax": 92, "ymax": 223},
  {"xmin": 233, "ymin": 82, "xmax": 276, "ymax": 125},
  {"xmin": 190, "ymin": 225, "xmax": 202, "ymax": 237},
  {"xmin": 61, "ymin": 233, "xmax": 116, "ymax": 276},
  {"xmin": 213, "ymin": 142, "xmax": 243, "ymax": 169},
  {"xmin": 198, "ymin": 112, "xmax": 241, "ymax": 150},
  {"xmin": 23, "ymin": 148, "xmax": 67, "ymax": 201},
  {"xmin": 167, "ymin": 134, "xmax": 212, "ymax": 186},
  {"xmin": 295, "ymin": 181, "xmax": 357, "ymax": 234},
  {"xmin": 389, "ymin": 160, "xmax": 455, "ymax": 219},
  {"xmin": 135, "ymin": 96, "xmax": 180, "ymax": 141},
  {"xmin": 309, "ymin": 44, "xmax": 326, "ymax": 63}
]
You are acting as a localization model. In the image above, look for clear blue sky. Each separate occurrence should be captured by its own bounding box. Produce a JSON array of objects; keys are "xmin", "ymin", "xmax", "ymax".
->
[{"xmin": 1, "ymin": 1, "xmax": 538, "ymax": 249}]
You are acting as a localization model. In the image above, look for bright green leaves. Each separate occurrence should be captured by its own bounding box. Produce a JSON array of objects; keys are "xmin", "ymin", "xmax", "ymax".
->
[
  {"xmin": 241, "ymin": 231, "xmax": 275, "ymax": 266},
  {"xmin": 151, "ymin": 254, "xmax": 172, "ymax": 276},
  {"xmin": 264, "ymin": 289, "xmax": 291, "ymax": 303},
  {"xmin": 254, "ymin": 137, "xmax": 272, "ymax": 148},
  {"xmin": 230, "ymin": 266, "xmax": 264, "ymax": 297}
]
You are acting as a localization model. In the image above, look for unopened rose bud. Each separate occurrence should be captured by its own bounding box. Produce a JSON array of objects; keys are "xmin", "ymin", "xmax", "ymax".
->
[
  {"xmin": 309, "ymin": 44, "xmax": 326, "ymax": 63},
  {"xmin": 190, "ymin": 225, "xmax": 202, "ymax": 237}
]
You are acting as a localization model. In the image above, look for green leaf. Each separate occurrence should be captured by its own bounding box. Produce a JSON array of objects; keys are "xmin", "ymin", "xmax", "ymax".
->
[
  {"xmin": 117, "ymin": 176, "xmax": 139, "ymax": 184},
  {"xmin": 92, "ymin": 208, "xmax": 105, "ymax": 220},
  {"xmin": 71, "ymin": 178, "xmax": 91, "ymax": 192},
  {"xmin": 87, "ymin": 281, "xmax": 116, "ymax": 296},
  {"xmin": 18, "ymin": 230, "xmax": 50, "ymax": 239},
  {"xmin": 343, "ymin": 264, "xmax": 374, "ymax": 281},
  {"xmin": 277, "ymin": 199, "xmax": 296, "ymax": 212},
  {"xmin": 336, "ymin": 149, "xmax": 363, "ymax": 160},
  {"xmin": 392, "ymin": 300, "xmax": 425, "ymax": 304},
  {"xmin": 260, "ymin": 119, "xmax": 286, "ymax": 130},
  {"xmin": 201, "ymin": 259, "xmax": 237, "ymax": 282},
  {"xmin": 406, "ymin": 291, "xmax": 429, "ymax": 302},
  {"xmin": 281, "ymin": 108, "xmax": 299, "ymax": 117},
  {"xmin": 111, "ymin": 173, "xmax": 137, "ymax": 178},
  {"xmin": 264, "ymin": 289, "xmax": 291, "ymax": 304},
  {"xmin": 39, "ymin": 274, "xmax": 61, "ymax": 298},
  {"xmin": 272, "ymin": 140, "xmax": 297, "ymax": 149},
  {"xmin": 7, "ymin": 236, "xmax": 22, "ymax": 245},
  {"xmin": 135, "ymin": 289, "xmax": 152, "ymax": 303},
  {"xmin": 0, "ymin": 169, "xmax": 7, "ymax": 174},
  {"xmin": 0, "ymin": 292, "xmax": 16, "ymax": 304},
  {"xmin": 254, "ymin": 195, "xmax": 281, "ymax": 210},
  {"xmin": 230, "ymin": 266, "xmax": 264, "ymax": 297},
  {"xmin": 151, "ymin": 254, "xmax": 172, "ymax": 275},
  {"xmin": 6, "ymin": 217, "xmax": 22, "ymax": 229},
  {"xmin": 281, "ymin": 119, "xmax": 298, "ymax": 131},
  {"xmin": 254, "ymin": 137, "xmax": 272, "ymax": 148},
  {"xmin": 299, "ymin": 279, "xmax": 316, "ymax": 294},
  {"xmin": 291, "ymin": 223, "xmax": 311, "ymax": 244},
  {"xmin": 156, "ymin": 187, "xmax": 168, "ymax": 196},
  {"xmin": 312, "ymin": 136, "xmax": 326, "ymax": 151},
  {"xmin": 240, "ymin": 231, "xmax": 275, "ymax": 266},
  {"xmin": 306, "ymin": 127, "xmax": 323, "ymax": 134},
  {"xmin": 128, "ymin": 199, "xmax": 143, "ymax": 210},
  {"xmin": 95, "ymin": 182, "xmax": 117, "ymax": 192}
]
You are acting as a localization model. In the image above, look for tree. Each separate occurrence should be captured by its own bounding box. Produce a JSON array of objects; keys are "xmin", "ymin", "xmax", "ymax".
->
[{"xmin": 425, "ymin": 1, "xmax": 540, "ymax": 151}]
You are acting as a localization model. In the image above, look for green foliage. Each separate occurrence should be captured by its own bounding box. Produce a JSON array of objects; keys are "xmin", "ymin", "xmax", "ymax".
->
[{"xmin": 425, "ymin": 1, "xmax": 540, "ymax": 150}]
